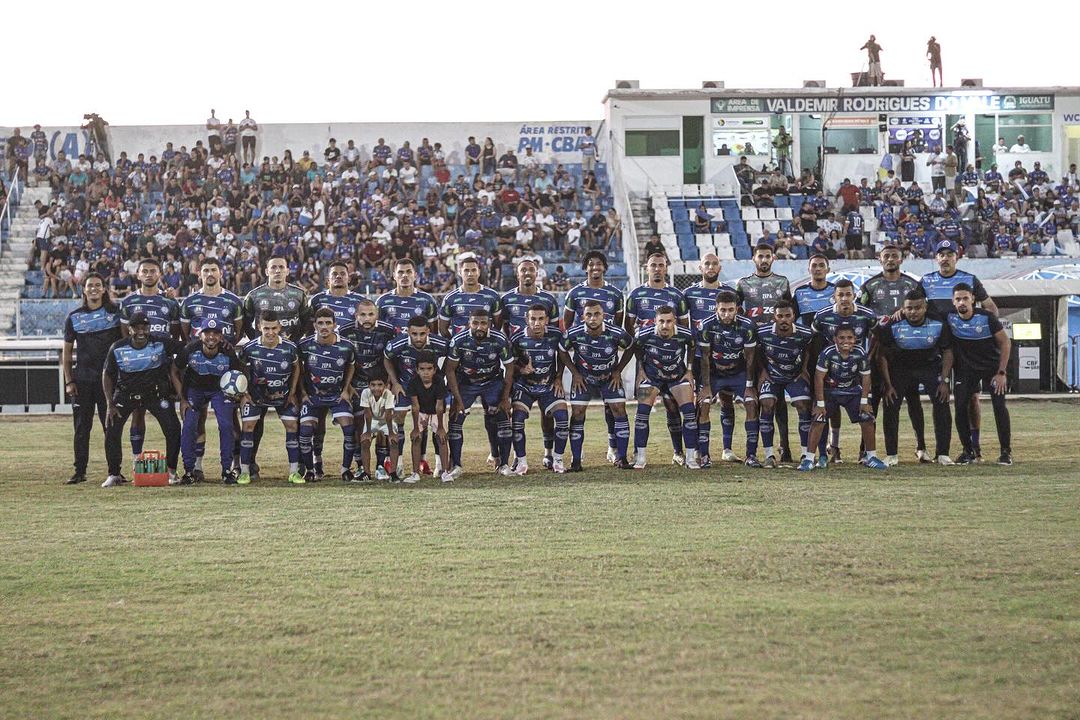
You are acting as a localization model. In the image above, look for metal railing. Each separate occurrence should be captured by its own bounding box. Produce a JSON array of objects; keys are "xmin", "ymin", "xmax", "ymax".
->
[
  {"xmin": 1, "ymin": 167, "xmax": 23, "ymax": 259},
  {"xmin": 1070, "ymin": 333, "xmax": 1080, "ymax": 391}
]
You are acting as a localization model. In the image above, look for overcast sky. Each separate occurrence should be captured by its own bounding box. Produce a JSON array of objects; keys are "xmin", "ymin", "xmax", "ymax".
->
[{"xmin": 6, "ymin": 1, "xmax": 1076, "ymax": 127}]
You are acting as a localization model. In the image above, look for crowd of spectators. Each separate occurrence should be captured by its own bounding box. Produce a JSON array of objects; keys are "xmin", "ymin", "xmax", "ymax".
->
[
  {"xmin": 12, "ymin": 116, "xmax": 615, "ymax": 300},
  {"xmin": 736, "ymin": 155, "xmax": 1080, "ymax": 261}
]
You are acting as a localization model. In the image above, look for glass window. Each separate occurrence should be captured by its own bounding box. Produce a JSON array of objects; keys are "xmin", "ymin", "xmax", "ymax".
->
[
  {"xmin": 998, "ymin": 114, "xmax": 1052, "ymax": 151},
  {"xmin": 625, "ymin": 130, "xmax": 680, "ymax": 157}
]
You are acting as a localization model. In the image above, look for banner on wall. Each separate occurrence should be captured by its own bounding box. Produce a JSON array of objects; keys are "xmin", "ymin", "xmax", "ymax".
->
[
  {"xmin": 711, "ymin": 93, "xmax": 1055, "ymax": 114},
  {"xmin": 887, "ymin": 116, "xmax": 942, "ymax": 153}
]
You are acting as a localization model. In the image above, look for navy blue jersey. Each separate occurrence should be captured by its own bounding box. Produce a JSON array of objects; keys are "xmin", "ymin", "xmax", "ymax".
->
[
  {"xmin": 385, "ymin": 335, "xmax": 449, "ymax": 389},
  {"xmin": 564, "ymin": 282, "xmax": 624, "ymax": 326},
  {"xmin": 510, "ymin": 327, "xmax": 566, "ymax": 393},
  {"xmin": 174, "ymin": 340, "xmax": 241, "ymax": 392},
  {"xmin": 104, "ymin": 334, "xmax": 181, "ymax": 397},
  {"xmin": 439, "ymin": 286, "xmax": 502, "ymax": 335},
  {"xmin": 757, "ymin": 324, "xmax": 815, "ymax": 383},
  {"xmin": 816, "ymin": 345, "xmax": 871, "ymax": 397},
  {"xmin": 501, "ymin": 288, "xmax": 560, "ymax": 335},
  {"xmin": 946, "ymin": 309, "xmax": 1003, "ymax": 375},
  {"xmin": 876, "ymin": 317, "xmax": 950, "ymax": 375},
  {"xmin": 120, "ymin": 291, "xmax": 180, "ymax": 337},
  {"xmin": 845, "ymin": 211, "xmax": 864, "ymax": 236},
  {"xmin": 238, "ymin": 338, "xmax": 299, "ymax": 406},
  {"xmin": 64, "ymin": 305, "xmax": 122, "ymax": 383},
  {"xmin": 811, "ymin": 304, "xmax": 879, "ymax": 349},
  {"xmin": 298, "ymin": 334, "xmax": 356, "ymax": 403},
  {"xmin": 448, "ymin": 329, "xmax": 513, "ymax": 385},
  {"xmin": 309, "ymin": 290, "xmax": 366, "ymax": 329},
  {"xmin": 636, "ymin": 325, "xmax": 696, "ymax": 383},
  {"xmin": 625, "ymin": 285, "xmax": 689, "ymax": 330},
  {"xmin": 684, "ymin": 282, "xmax": 736, "ymax": 337},
  {"xmin": 180, "ymin": 290, "xmax": 244, "ymax": 342},
  {"xmin": 920, "ymin": 270, "xmax": 989, "ymax": 319},
  {"xmin": 793, "ymin": 282, "xmax": 836, "ymax": 326},
  {"xmin": 564, "ymin": 323, "xmax": 633, "ymax": 384},
  {"xmin": 340, "ymin": 320, "xmax": 396, "ymax": 389},
  {"xmin": 697, "ymin": 315, "xmax": 758, "ymax": 377},
  {"xmin": 376, "ymin": 290, "xmax": 439, "ymax": 335}
]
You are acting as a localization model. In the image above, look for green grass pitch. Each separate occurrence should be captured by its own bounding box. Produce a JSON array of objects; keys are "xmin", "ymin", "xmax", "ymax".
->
[{"xmin": 2, "ymin": 401, "xmax": 1079, "ymax": 719}]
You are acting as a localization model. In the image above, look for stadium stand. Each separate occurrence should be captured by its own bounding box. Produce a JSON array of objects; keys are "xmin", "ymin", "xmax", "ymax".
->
[{"xmin": 1, "ymin": 125, "xmax": 625, "ymax": 335}]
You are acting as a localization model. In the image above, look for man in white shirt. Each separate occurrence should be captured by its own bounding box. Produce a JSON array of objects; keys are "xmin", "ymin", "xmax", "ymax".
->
[
  {"xmin": 343, "ymin": 140, "xmax": 361, "ymax": 165},
  {"xmin": 992, "ymin": 136, "xmax": 1009, "ymax": 158},
  {"xmin": 1009, "ymin": 135, "xmax": 1031, "ymax": 153},
  {"xmin": 927, "ymin": 149, "xmax": 946, "ymax": 192},
  {"xmin": 206, "ymin": 109, "xmax": 222, "ymax": 155},
  {"xmin": 399, "ymin": 160, "xmax": 418, "ymax": 199}
]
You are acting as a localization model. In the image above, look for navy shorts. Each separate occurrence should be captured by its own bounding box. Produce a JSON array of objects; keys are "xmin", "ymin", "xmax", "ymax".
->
[
  {"xmin": 824, "ymin": 393, "xmax": 874, "ymax": 423},
  {"xmin": 759, "ymin": 377, "xmax": 811, "ymax": 402},
  {"xmin": 698, "ymin": 370, "xmax": 749, "ymax": 402},
  {"xmin": 512, "ymin": 383, "xmax": 566, "ymax": 415},
  {"xmin": 241, "ymin": 400, "xmax": 299, "ymax": 422},
  {"xmin": 457, "ymin": 379, "xmax": 504, "ymax": 412},
  {"xmin": 640, "ymin": 376, "xmax": 692, "ymax": 398},
  {"xmin": 300, "ymin": 398, "xmax": 353, "ymax": 423},
  {"xmin": 569, "ymin": 378, "xmax": 626, "ymax": 406}
]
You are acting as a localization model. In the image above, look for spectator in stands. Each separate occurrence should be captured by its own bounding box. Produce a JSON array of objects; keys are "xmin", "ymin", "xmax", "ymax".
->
[
  {"xmin": 899, "ymin": 140, "xmax": 916, "ymax": 183},
  {"xmin": 497, "ymin": 149, "xmax": 518, "ymax": 183},
  {"xmin": 693, "ymin": 204, "xmax": 712, "ymax": 234},
  {"xmin": 717, "ymin": 144, "xmax": 731, "ymax": 156},
  {"xmin": 581, "ymin": 127, "xmax": 598, "ymax": 173},
  {"xmin": 1009, "ymin": 135, "xmax": 1031, "ymax": 153},
  {"xmin": 549, "ymin": 265, "xmax": 570, "ymax": 292},
  {"xmin": 944, "ymin": 145, "xmax": 959, "ymax": 198},
  {"xmin": 861, "ymin": 35, "xmax": 884, "ymax": 85},
  {"xmin": 643, "ymin": 234, "xmax": 666, "ymax": 261},
  {"xmin": 481, "ymin": 137, "xmax": 497, "ymax": 178},
  {"xmin": 836, "ymin": 179, "xmax": 860, "ymax": 214}
]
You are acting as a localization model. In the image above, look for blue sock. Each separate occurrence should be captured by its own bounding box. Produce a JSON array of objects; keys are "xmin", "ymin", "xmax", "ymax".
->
[
  {"xmin": 543, "ymin": 425, "xmax": 554, "ymax": 452},
  {"xmin": 745, "ymin": 419, "xmax": 760, "ymax": 457},
  {"xmin": 341, "ymin": 424, "xmax": 355, "ymax": 471},
  {"xmin": 971, "ymin": 428, "xmax": 981, "ymax": 449},
  {"xmin": 760, "ymin": 410, "xmax": 775, "ymax": 452},
  {"xmin": 569, "ymin": 416, "xmax": 585, "ymax": 463},
  {"xmin": 129, "ymin": 428, "xmax": 145, "ymax": 457},
  {"xmin": 604, "ymin": 406, "xmax": 617, "ymax": 450},
  {"xmin": 485, "ymin": 413, "xmax": 500, "ymax": 458},
  {"xmin": 666, "ymin": 408, "xmax": 684, "ymax": 453},
  {"xmin": 679, "ymin": 403, "xmax": 698, "ymax": 454},
  {"xmin": 299, "ymin": 424, "xmax": 315, "ymax": 471},
  {"xmin": 497, "ymin": 417, "xmax": 513, "ymax": 466},
  {"xmin": 449, "ymin": 414, "xmax": 465, "ymax": 467},
  {"xmin": 512, "ymin": 410, "xmax": 528, "ymax": 459},
  {"xmin": 720, "ymin": 406, "xmax": 735, "ymax": 451},
  {"xmin": 798, "ymin": 411, "xmax": 811, "ymax": 453},
  {"xmin": 552, "ymin": 409, "xmax": 569, "ymax": 455},
  {"xmin": 195, "ymin": 439, "xmax": 206, "ymax": 459},
  {"xmin": 698, "ymin": 421, "xmax": 712, "ymax": 458},
  {"xmin": 831, "ymin": 425, "xmax": 841, "ymax": 449},
  {"xmin": 285, "ymin": 431, "xmax": 299, "ymax": 466},
  {"xmin": 240, "ymin": 431, "xmax": 254, "ymax": 466},
  {"xmin": 818, "ymin": 426, "xmax": 828, "ymax": 457},
  {"xmin": 614, "ymin": 415, "xmax": 630, "ymax": 461},
  {"xmin": 634, "ymin": 403, "xmax": 652, "ymax": 450}
]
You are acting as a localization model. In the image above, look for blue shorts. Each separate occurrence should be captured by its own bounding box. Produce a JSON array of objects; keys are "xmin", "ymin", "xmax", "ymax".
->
[
  {"xmin": 241, "ymin": 400, "xmax": 299, "ymax": 422},
  {"xmin": 457, "ymin": 379, "xmax": 504, "ymax": 412},
  {"xmin": 640, "ymin": 376, "xmax": 692, "ymax": 398},
  {"xmin": 569, "ymin": 379, "xmax": 626, "ymax": 407},
  {"xmin": 512, "ymin": 383, "xmax": 566, "ymax": 415},
  {"xmin": 759, "ymin": 378, "xmax": 811, "ymax": 402},
  {"xmin": 300, "ymin": 398, "xmax": 353, "ymax": 423},
  {"xmin": 698, "ymin": 371, "xmax": 749, "ymax": 402},
  {"xmin": 824, "ymin": 393, "xmax": 874, "ymax": 423}
]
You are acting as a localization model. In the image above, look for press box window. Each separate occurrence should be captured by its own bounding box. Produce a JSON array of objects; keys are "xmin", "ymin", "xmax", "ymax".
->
[{"xmin": 625, "ymin": 130, "xmax": 680, "ymax": 157}]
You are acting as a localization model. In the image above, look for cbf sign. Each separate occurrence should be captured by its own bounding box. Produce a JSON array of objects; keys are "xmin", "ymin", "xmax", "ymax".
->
[{"xmin": 711, "ymin": 94, "xmax": 1055, "ymax": 114}]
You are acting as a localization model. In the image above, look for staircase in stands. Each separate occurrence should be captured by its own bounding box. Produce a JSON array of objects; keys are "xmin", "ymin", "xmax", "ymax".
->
[
  {"xmin": 629, "ymin": 196, "xmax": 653, "ymax": 266},
  {"xmin": 0, "ymin": 185, "xmax": 49, "ymax": 332}
]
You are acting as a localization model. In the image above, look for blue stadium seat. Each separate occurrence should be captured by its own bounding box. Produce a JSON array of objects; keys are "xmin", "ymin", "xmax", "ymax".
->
[
  {"xmin": 680, "ymin": 245, "xmax": 700, "ymax": 261},
  {"xmin": 733, "ymin": 246, "xmax": 752, "ymax": 260},
  {"xmin": 793, "ymin": 245, "xmax": 808, "ymax": 260},
  {"xmin": 674, "ymin": 221, "xmax": 693, "ymax": 234}
]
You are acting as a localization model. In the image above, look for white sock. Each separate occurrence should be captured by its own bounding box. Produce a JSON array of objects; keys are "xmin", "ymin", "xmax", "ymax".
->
[
  {"xmin": 764, "ymin": 446, "xmax": 774, "ymax": 458},
  {"xmin": 314, "ymin": 454, "xmax": 322, "ymax": 466},
  {"xmin": 800, "ymin": 446, "xmax": 807, "ymax": 458},
  {"xmin": 554, "ymin": 453, "xmax": 563, "ymax": 462},
  {"xmin": 866, "ymin": 450, "xmax": 878, "ymax": 460},
  {"xmin": 289, "ymin": 462, "xmax": 298, "ymax": 473},
  {"xmin": 240, "ymin": 463, "xmax": 250, "ymax": 474}
]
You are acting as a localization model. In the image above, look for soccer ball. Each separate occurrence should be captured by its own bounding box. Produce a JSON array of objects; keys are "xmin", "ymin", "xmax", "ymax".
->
[{"xmin": 219, "ymin": 370, "xmax": 248, "ymax": 399}]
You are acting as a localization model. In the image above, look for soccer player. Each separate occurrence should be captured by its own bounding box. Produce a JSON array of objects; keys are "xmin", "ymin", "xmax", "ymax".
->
[
  {"xmin": 562, "ymin": 300, "xmax": 634, "ymax": 471},
  {"xmin": 755, "ymin": 299, "xmax": 814, "ymax": 467},
  {"xmin": 179, "ymin": 257, "xmax": 245, "ymax": 480},
  {"xmin": 940, "ymin": 284, "xmax": 1012, "ymax": 465},
  {"xmin": 562, "ymin": 250, "xmax": 625, "ymax": 465},
  {"xmin": 920, "ymin": 239, "xmax": 998, "ymax": 460},
  {"xmin": 697, "ymin": 291, "xmax": 761, "ymax": 467},
  {"xmin": 384, "ymin": 316, "xmax": 449, "ymax": 472},
  {"xmin": 736, "ymin": 241, "xmax": 795, "ymax": 462},
  {"xmin": 685, "ymin": 254, "xmax": 740, "ymax": 465},
  {"xmin": 502, "ymin": 259, "xmax": 561, "ymax": 469},
  {"xmin": 510, "ymin": 304, "xmax": 570, "ymax": 474},
  {"xmin": 859, "ymin": 241, "xmax": 928, "ymax": 461},
  {"xmin": 62, "ymin": 273, "xmax": 122, "ymax": 484},
  {"xmin": 439, "ymin": 256, "xmax": 504, "ymax": 466},
  {"xmin": 376, "ymin": 258, "xmax": 439, "ymax": 335},
  {"xmin": 876, "ymin": 289, "xmax": 954, "ymax": 466},
  {"xmin": 236, "ymin": 311, "xmax": 303, "ymax": 485},
  {"xmin": 310, "ymin": 260, "xmax": 365, "ymax": 328},
  {"xmin": 297, "ymin": 307, "xmax": 357, "ymax": 483},
  {"xmin": 801, "ymin": 325, "xmax": 888, "ymax": 471},
  {"xmin": 170, "ymin": 320, "xmax": 242, "ymax": 484},
  {"xmin": 341, "ymin": 298, "xmax": 397, "ymax": 476},
  {"xmin": 355, "ymin": 370, "xmax": 401, "ymax": 484},
  {"xmin": 243, "ymin": 256, "xmax": 309, "ymax": 476},
  {"xmin": 623, "ymin": 306, "xmax": 700, "ymax": 469},
  {"xmin": 625, "ymin": 252, "xmax": 691, "ymax": 465},
  {"xmin": 445, "ymin": 309, "xmax": 514, "ymax": 476},
  {"xmin": 119, "ymin": 258, "xmax": 181, "ymax": 474},
  {"xmin": 406, "ymin": 353, "xmax": 451, "ymax": 484},
  {"xmin": 793, "ymin": 253, "xmax": 835, "ymax": 327},
  {"xmin": 101, "ymin": 312, "xmax": 183, "ymax": 488}
]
